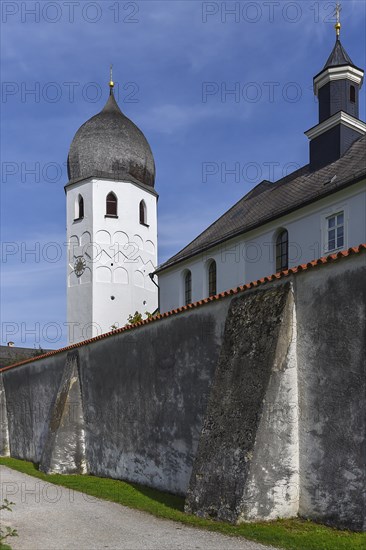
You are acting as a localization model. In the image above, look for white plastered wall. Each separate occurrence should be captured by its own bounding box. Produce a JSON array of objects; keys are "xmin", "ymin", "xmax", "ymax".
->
[{"xmin": 159, "ymin": 181, "xmax": 366, "ymax": 313}]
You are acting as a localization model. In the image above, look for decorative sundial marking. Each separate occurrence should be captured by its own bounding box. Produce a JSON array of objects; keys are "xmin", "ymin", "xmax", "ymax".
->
[{"xmin": 74, "ymin": 256, "xmax": 86, "ymax": 277}]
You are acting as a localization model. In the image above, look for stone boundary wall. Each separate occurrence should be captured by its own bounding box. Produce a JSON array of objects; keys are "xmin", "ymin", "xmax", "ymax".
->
[
  {"xmin": 0, "ymin": 248, "xmax": 365, "ymax": 531},
  {"xmin": 0, "ymin": 346, "xmax": 52, "ymax": 369}
]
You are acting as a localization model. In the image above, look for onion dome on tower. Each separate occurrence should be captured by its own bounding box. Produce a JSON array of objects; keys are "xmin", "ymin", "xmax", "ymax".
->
[{"xmin": 67, "ymin": 70, "xmax": 155, "ymax": 188}]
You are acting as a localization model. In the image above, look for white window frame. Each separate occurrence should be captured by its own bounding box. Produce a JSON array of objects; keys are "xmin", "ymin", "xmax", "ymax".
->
[{"xmin": 321, "ymin": 204, "xmax": 348, "ymax": 254}]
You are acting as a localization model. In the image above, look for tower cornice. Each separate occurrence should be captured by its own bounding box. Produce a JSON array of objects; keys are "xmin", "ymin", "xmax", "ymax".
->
[
  {"xmin": 305, "ymin": 111, "xmax": 366, "ymax": 141},
  {"xmin": 313, "ymin": 65, "xmax": 364, "ymax": 96},
  {"xmin": 64, "ymin": 174, "xmax": 159, "ymax": 198}
]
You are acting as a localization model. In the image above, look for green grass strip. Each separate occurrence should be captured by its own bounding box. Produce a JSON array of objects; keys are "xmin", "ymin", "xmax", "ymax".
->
[{"xmin": 1, "ymin": 457, "xmax": 365, "ymax": 550}]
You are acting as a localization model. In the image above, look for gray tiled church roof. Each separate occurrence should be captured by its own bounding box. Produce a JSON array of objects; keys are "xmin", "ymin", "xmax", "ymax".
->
[
  {"xmin": 157, "ymin": 135, "xmax": 366, "ymax": 273},
  {"xmin": 67, "ymin": 92, "xmax": 155, "ymax": 188}
]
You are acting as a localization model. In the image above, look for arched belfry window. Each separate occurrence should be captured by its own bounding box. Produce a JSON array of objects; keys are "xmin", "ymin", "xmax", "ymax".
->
[
  {"xmin": 106, "ymin": 192, "xmax": 117, "ymax": 217},
  {"xmin": 350, "ymin": 85, "xmax": 356, "ymax": 103},
  {"xmin": 276, "ymin": 229, "xmax": 289, "ymax": 272},
  {"xmin": 139, "ymin": 200, "xmax": 147, "ymax": 225},
  {"xmin": 78, "ymin": 195, "xmax": 84, "ymax": 219},
  {"xmin": 208, "ymin": 260, "xmax": 217, "ymax": 297},
  {"xmin": 184, "ymin": 270, "xmax": 192, "ymax": 305},
  {"xmin": 76, "ymin": 194, "xmax": 84, "ymax": 220}
]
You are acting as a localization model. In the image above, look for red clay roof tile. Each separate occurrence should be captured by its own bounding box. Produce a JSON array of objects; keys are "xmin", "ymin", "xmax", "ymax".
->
[{"xmin": 1, "ymin": 243, "xmax": 365, "ymax": 373}]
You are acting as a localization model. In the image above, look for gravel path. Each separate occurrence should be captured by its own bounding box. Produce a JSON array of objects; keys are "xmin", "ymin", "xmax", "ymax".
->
[{"xmin": 0, "ymin": 466, "xmax": 278, "ymax": 550}]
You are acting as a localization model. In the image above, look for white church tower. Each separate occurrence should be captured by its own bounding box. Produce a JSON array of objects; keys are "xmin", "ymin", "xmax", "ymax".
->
[{"xmin": 65, "ymin": 75, "xmax": 158, "ymax": 344}]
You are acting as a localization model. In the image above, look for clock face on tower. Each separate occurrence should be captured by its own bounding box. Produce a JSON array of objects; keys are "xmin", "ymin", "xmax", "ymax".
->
[{"xmin": 74, "ymin": 256, "xmax": 86, "ymax": 277}]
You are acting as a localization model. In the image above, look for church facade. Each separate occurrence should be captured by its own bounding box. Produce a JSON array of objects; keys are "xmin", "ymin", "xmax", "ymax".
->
[
  {"xmin": 156, "ymin": 30, "xmax": 366, "ymax": 313},
  {"xmin": 66, "ymin": 83, "xmax": 158, "ymax": 343}
]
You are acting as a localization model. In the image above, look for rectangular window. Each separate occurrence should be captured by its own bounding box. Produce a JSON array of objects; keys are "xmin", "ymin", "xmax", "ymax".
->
[{"xmin": 327, "ymin": 212, "xmax": 344, "ymax": 251}]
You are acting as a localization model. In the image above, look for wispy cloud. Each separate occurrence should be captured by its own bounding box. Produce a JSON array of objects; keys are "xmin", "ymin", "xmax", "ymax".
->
[{"xmin": 141, "ymin": 101, "xmax": 254, "ymax": 134}]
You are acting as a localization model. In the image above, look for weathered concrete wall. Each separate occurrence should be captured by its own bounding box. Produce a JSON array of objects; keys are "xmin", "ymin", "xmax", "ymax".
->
[
  {"xmin": 0, "ymin": 346, "xmax": 51, "ymax": 369},
  {"xmin": 78, "ymin": 299, "xmax": 230, "ymax": 494},
  {"xmin": 2, "ymin": 353, "xmax": 68, "ymax": 463},
  {"xmin": 1, "ymin": 299, "xmax": 230, "ymax": 495},
  {"xmin": 0, "ymin": 374, "xmax": 10, "ymax": 456},
  {"xmin": 294, "ymin": 255, "xmax": 366, "ymax": 532},
  {"xmin": 185, "ymin": 283, "xmax": 299, "ymax": 523},
  {"xmin": 239, "ymin": 289, "xmax": 299, "ymax": 522},
  {"xmin": 40, "ymin": 351, "xmax": 86, "ymax": 475},
  {"xmin": 0, "ymin": 251, "xmax": 365, "ymax": 531}
]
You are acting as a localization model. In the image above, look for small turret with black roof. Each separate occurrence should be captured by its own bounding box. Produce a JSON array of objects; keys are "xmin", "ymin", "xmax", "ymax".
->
[{"xmin": 306, "ymin": 4, "xmax": 365, "ymax": 170}]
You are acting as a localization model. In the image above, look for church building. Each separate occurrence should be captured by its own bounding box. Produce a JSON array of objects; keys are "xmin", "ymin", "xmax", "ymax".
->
[
  {"xmin": 2, "ymin": 10, "xmax": 365, "ymax": 533},
  {"xmin": 66, "ymin": 77, "xmax": 158, "ymax": 343},
  {"xmin": 156, "ymin": 23, "xmax": 366, "ymax": 313}
]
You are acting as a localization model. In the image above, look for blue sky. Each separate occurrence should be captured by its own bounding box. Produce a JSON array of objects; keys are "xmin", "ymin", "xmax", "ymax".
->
[{"xmin": 1, "ymin": 0, "xmax": 365, "ymax": 348}]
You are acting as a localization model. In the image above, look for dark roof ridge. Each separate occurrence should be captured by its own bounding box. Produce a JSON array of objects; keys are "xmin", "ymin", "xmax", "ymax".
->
[
  {"xmin": 1, "ymin": 244, "xmax": 365, "ymax": 374},
  {"xmin": 272, "ymin": 164, "xmax": 310, "ymax": 187},
  {"xmin": 242, "ymin": 179, "xmax": 272, "ymax": 200}
]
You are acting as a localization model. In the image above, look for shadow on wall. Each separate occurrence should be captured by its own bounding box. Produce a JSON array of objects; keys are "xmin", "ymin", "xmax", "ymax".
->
[{"xmin": 0, "ymin": 249, "xmax": 365, "ymax": 532}]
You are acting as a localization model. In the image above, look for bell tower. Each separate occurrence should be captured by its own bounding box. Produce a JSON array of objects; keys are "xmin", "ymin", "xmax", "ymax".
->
[
  {"xmin": 305, "ymin": 4, "xmax": 365, "ymax": 170},
  {"xmin": 65, "ymin": 71, "xmax": 158, "ymax": 344}
]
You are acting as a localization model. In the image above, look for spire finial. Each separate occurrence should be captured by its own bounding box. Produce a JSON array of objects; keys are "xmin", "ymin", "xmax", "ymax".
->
[
  {"xmin": 334, "ymin": 2, "xmax": 341, "ymax": 39},
  {"xmin": 109, "ymin": 64, "xmax": 114, "ymax": 94}
]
